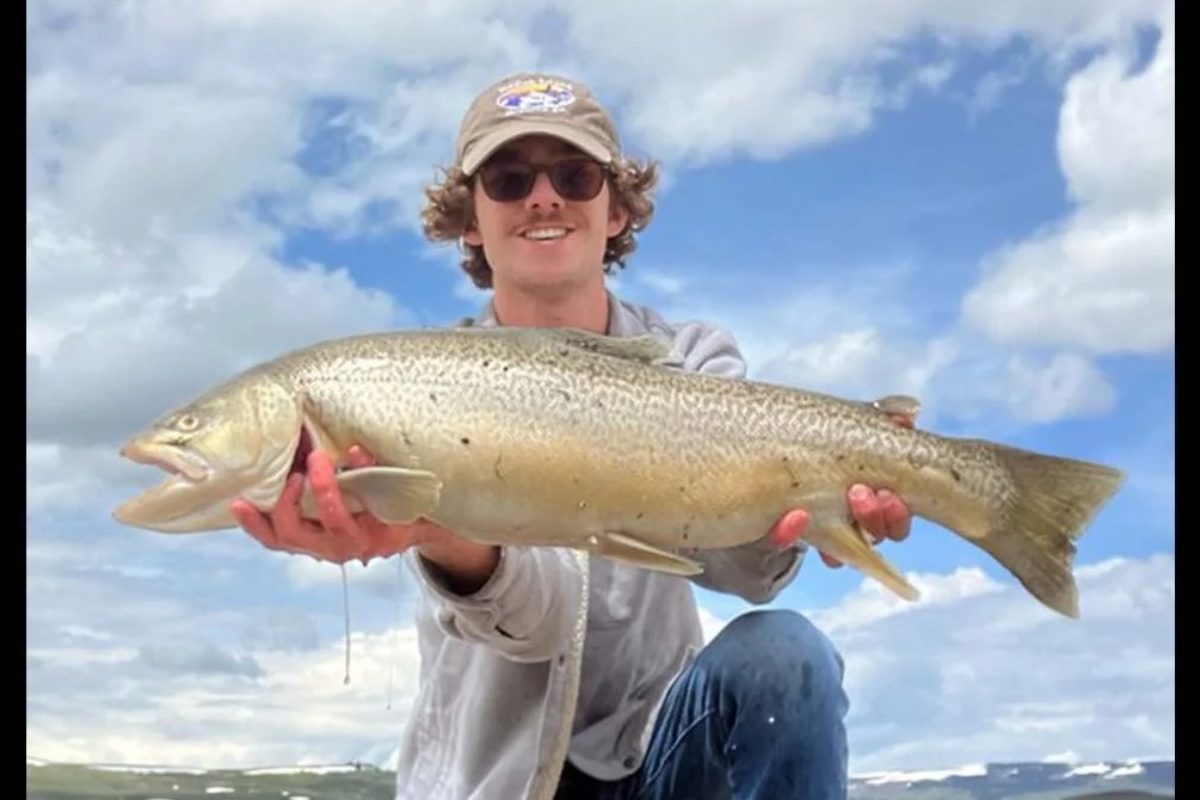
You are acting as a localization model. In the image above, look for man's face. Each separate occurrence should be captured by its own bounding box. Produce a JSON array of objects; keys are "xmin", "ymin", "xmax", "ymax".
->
[{"xmin": 464, "ymin": 135, "xmax": 629, "ymax": 293}]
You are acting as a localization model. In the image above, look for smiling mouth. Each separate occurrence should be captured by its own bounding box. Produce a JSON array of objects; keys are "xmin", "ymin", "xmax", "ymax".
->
[{"xmin": 520, "ymin": 226, "xmax": 571, "ymax": 241}]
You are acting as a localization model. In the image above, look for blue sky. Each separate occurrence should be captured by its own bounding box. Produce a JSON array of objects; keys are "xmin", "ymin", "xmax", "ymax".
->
[{"xmin": 27, "ymin": 0, "xmax": 1173, "ymax": 776}]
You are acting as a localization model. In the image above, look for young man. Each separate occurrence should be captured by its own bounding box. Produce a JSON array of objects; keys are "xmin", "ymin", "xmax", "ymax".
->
[{"xmin": 232, "ymin": 73, "xmax": 913, "ymax": 800}]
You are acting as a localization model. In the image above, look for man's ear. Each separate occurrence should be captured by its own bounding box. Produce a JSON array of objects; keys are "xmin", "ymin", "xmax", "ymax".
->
[
  {"xmin": 607, "ymin": 203, "xmax": 630, "ymax": 238},
  {"xmin": 463, "ymin": 225, "xmax": 483, "ymax": 246}
]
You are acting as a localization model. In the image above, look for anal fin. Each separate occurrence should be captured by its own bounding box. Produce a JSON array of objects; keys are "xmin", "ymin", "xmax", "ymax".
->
[
  {"xmin": 588, "ymin": 531, "xmax": 705, "ymax": 576},
  {"xmin": 806, "ymin": 519, "xmax": 920, "ymax": 602}
]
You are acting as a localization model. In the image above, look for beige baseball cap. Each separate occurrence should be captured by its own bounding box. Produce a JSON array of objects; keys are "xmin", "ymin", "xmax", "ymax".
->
[{"xmin": 454, "ymin": 73, "xmax": 621, "ymax": 176}]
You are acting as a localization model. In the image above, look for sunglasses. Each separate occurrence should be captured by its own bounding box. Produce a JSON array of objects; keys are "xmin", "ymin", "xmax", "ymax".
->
[{"xmin": 477, "ymin": 157, "xmax": 608, "ymax": 203}]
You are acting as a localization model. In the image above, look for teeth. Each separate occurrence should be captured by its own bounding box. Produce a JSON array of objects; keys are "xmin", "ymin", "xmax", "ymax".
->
[{"xmin": 523, "ymin": 227, "xmax": 568, "ymax": 240}]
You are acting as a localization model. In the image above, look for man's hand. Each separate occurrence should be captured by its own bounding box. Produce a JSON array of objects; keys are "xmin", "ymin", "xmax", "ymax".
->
[
  {"xmin": 767, "ymin": 409, "xmax": 915, "ymax": 567},
  {"xmin": 231, "ymin": 445, "xmax": 432, "ymax": 565}
]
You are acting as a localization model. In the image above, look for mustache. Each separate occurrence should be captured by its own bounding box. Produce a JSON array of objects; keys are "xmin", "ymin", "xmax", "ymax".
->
[{"xmin": 512, "ymin": 210, "xmax": 574, "ymax": 233}]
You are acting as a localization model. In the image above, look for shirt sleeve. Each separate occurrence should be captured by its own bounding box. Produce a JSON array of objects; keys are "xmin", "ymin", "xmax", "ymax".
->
[{"xmin": 409, "ymin": 545, "xmax": 584, "ymax": 663}]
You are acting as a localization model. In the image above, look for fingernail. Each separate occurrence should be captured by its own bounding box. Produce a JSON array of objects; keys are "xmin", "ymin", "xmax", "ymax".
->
[{"xmin": 849, "ymin": 485, "xmax": 869, "ymax": 501}]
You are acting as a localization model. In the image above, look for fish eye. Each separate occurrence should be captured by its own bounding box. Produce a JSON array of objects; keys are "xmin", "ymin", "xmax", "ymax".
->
[{"xmin": 174, "ymin": 414, "xmax": 200, "ymax": 432}]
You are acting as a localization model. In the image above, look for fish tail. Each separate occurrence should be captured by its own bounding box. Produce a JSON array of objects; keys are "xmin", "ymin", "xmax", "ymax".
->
[{"xmin": 975, "ymin": 445, "xmax": 1125, "ymax": 618}]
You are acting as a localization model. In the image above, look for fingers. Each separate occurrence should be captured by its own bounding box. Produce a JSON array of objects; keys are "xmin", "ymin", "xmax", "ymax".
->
[
  {"xmin": 231, "ymin": 499, "xmax": 280, "ymax": 550},
  {"xmin": 877, "ymin": 489, "xmax": 912, "ymax": 542},
  {"xmin": 819, "ymin": 550, "xmax": 844, "ymax": 569},
  {"xmin": 847, "ymin": 484, "xmax": 887, "ymax": 541},
  {"xmin": 847, "ymin": 484, "xmax": 914, "ymax": 542},
  {"xmin": 307, "ymin": 451, "xmax": 371, "ymax": 558},
  {"xmin": 769, "ymin": 508, "xmax": 810, "ymax": 549}
]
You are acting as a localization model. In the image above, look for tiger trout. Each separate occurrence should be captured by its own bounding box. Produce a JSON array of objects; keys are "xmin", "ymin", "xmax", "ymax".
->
[{"xmin": 112, "ymin": 325, "xmax": 1124, "ymax": 619}]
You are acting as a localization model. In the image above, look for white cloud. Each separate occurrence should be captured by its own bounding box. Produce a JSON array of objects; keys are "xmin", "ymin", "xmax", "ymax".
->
[
  {"xmin": 558, "ymin": 0, "xmax": 1167, "ymax": 164},
  {"xmin": 27, "ymin": 523, "xmax": 419, "ymax": 768},
  {"xmin": 26, "ymin": 627, "xmax": 420, "ymax": 769},
  {"xmin": 648, "ymin": 282, "xmax": 1116, "ymax": 426},
  {"xmin": 27, "ymin": 205, "xmax": 405, "ymax": 447},
  {"xmin": 822, "ymin": 554, "xmax": 1172, "ymax": 772},
  {"xmin": 694, "ymin": 555, "xmax": 1173, "ymax": 773},
  {"xmin": 962, "ymin": 7, "xmax": 1173, "ymax": 354},
  {"xmin": 962, "ymin": 205, "xmax": 1173, "ymax": 354},
  {"xmin": 25, "ymin": 0, "xmax": 1172, "ymax": 777},
  {"xmin": 285, "ymin": 555, "xmax": 412, "ymax": 601}
]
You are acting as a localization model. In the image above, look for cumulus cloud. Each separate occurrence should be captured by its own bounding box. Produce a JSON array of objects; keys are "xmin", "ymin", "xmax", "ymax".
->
[
  {"xmin": 815, "ymin": 554, "xmax": 1171, "ymax": 772},
  {"xmin": 558, "ymin": 0, "xmax": 1167, "ymax": 164},
  {"xmin": 962, "ymin": 7, "xmax": 1173, "ymax": 354},
  {"xmin": 26, "ymin": 206, "xmax": 405, "ymax": 451},
  {"xmin": 137, "ymin": 643, "xmax": 264, "ymax": 678},
  {"xmin": 25, "ymin": 0, "xmax": 1172, "ymax": 776},
  {"xmin": 285, "ymin": 554, "xmax": 413, "ymax": 602},
  {"xmin": 699, "ymin": 554, "xmax": 1173, "ymax": 772},
  {"xmin": 26, "ymin": 627, "xmax": 420, "ymax": 769},
  {"xmin": 27, "ymin": 525, "xmax": 419, "ymax": 768}
]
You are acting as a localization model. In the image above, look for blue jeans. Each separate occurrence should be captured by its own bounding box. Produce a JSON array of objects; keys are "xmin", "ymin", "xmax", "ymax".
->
[{"xmin": 558, "ymin": 609, "xmax": 849, "ymax": 799}]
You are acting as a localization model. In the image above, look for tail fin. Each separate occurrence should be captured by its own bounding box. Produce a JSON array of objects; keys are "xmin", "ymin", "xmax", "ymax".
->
[{"xmin": 978, "ymin": 446, "xmax": 1125, "ymax": 618}]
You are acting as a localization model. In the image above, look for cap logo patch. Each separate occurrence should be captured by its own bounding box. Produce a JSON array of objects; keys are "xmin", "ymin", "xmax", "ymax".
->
[{"xmin": 495, "ymin": 78, "xmax": 576, "ymax": 115}]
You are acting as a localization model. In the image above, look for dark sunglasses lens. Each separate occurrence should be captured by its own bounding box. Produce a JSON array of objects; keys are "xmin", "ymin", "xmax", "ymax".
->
[
  {"xmin": 550, "ymin": 160, "xmax": 604, "ymax": 200},
  {"xmin": 481, "ymin": 164, "xmax": 536, "ymax": 202}
]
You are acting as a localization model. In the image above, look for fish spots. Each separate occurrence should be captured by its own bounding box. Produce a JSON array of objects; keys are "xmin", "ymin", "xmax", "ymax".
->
[
  {"xmin": 460, "ymin": 437, "xmax": 471, "ymax": 445},
  {"xmin": 493, "ymin": 454, "xmax": 505, "ymax": 481},
  {"xmin": 950, "ymin": 467, "xmax": 962, "ymax": 483}
]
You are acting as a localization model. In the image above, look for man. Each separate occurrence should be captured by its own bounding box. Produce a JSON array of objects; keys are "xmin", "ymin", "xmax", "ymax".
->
[{"xmin": 232, "ymin": 73, "xmax": 913, "ymax": 799}]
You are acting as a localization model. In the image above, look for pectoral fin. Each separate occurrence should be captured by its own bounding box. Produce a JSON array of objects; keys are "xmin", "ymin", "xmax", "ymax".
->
[
  {"xmin": 299, "ymin": 466, "xmax": 443, "ymax": 524},
  {"xmin": 588, "ymin": 531, "xmax": 705, "ymax": 576},
  {"xmin": 806, "ymin": 519, "xmax": 920, "ymax": 602}
]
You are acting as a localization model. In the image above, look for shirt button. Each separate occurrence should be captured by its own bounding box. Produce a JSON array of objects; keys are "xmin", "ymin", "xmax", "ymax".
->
[{"xmin": 623, "ymin": 757, "xmax": 635, "ymax": 769}]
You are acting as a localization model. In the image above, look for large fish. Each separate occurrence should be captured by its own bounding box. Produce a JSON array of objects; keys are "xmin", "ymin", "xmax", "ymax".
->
[{"xmin": 112, "ymin": 326, "xmax": 1124, "ymax": 619}]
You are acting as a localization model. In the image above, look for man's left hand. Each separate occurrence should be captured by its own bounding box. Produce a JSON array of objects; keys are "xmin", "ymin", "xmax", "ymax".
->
[
  {"xmin": 767, "ymin": 408, "xmax": 915, "ymax": 567},
  {"xmin": 768, "ymin": 486, "xmax": 912, "ymax": 567}
]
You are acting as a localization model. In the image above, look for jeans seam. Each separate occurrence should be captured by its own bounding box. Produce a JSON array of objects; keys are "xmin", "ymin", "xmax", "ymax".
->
[{"xmin": 632, "ymin": 708, "xmax": 718, "ymax": 800}]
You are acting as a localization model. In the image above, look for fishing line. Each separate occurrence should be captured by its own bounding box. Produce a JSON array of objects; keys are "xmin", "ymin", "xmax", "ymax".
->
[{"xmin": 341, "ymin": 563, "xmax": 351, "ymax": 685}]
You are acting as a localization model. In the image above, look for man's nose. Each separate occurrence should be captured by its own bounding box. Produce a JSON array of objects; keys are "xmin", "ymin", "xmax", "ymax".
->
[{"xmin": 524, "ymin": 171, "xmax": 563, "ymax": 210}]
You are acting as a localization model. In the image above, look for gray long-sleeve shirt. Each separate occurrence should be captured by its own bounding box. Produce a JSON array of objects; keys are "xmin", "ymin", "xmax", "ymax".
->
[{"xmin": 393, "ymin": 292, "xmax": 808, "ymax": 799}]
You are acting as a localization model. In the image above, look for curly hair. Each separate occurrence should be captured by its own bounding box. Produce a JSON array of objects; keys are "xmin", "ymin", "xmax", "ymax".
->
[{"xmin": 420, "ymin": 155, "xmax": 660, "ymax": 289}]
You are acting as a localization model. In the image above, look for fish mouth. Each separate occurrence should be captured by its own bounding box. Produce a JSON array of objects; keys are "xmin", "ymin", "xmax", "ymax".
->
[
  {"xmin": 112, "ymin": 437, "xmax": 222, "ymax": 531},
  {"xmin": 113, "ymin": 425, "xmax": 313, "ymax": 533},
  {"xmin": 118, "ymin": 438, "xmax": 211, "ymax": 482}
]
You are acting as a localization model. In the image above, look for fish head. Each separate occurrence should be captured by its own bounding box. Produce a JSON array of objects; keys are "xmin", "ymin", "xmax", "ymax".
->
[{"xmin": 112, "ymin": 375, "xmax": 304, "ymax": 533}]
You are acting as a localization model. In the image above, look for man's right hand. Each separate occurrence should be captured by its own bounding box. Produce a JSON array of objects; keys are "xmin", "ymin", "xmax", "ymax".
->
[
  {"xmin": 232, "ymin": 444, "xmax": 501, "ymax": 592},
  {"xmin": 231, "ymin": 444, "xmax": 437, "ymax": 565}
]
